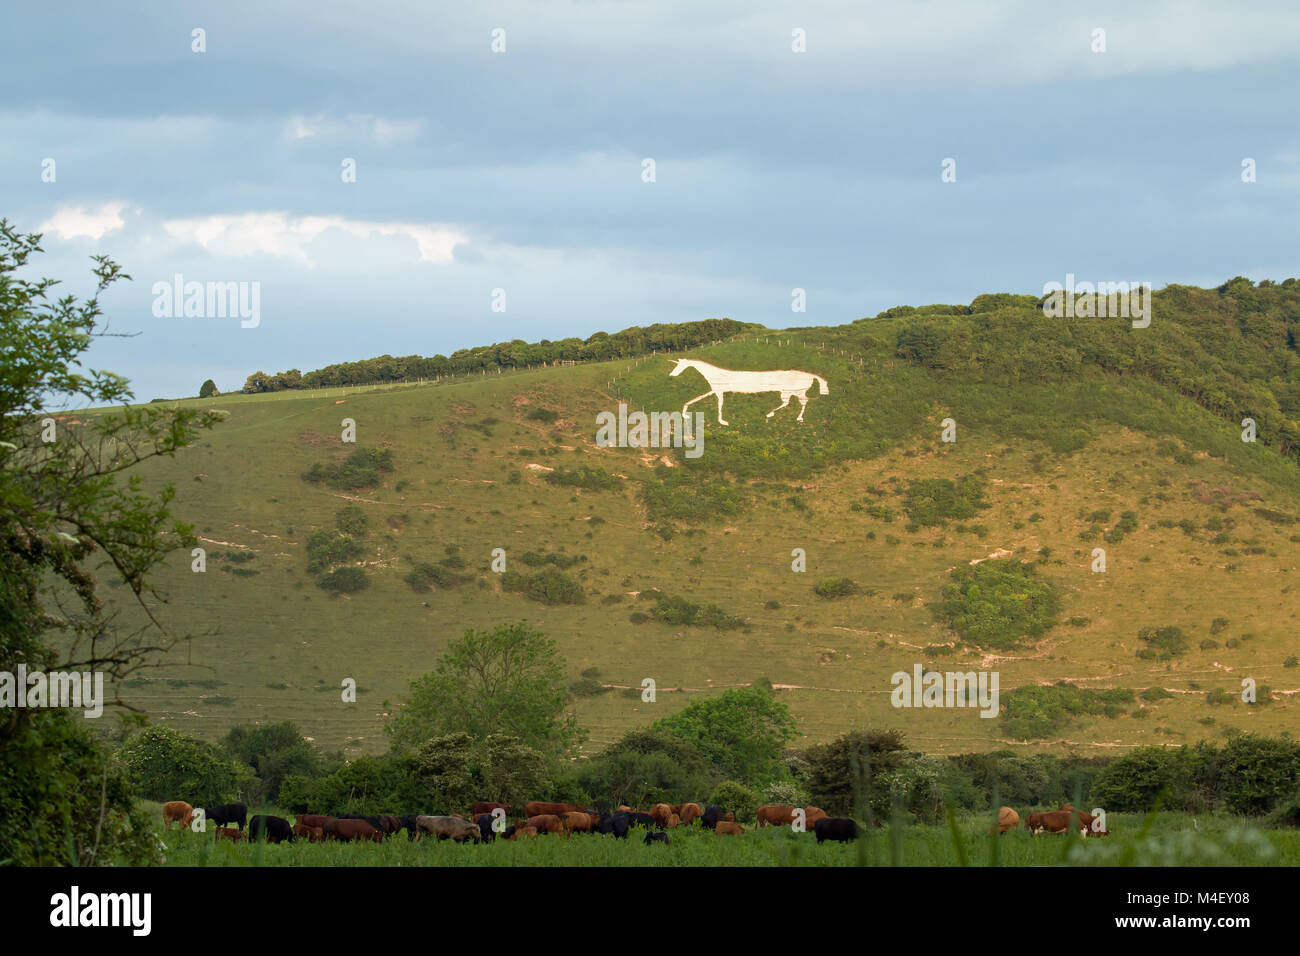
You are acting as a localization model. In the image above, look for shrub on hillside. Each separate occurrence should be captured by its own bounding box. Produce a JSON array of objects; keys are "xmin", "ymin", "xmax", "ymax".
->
[
  {"xmin": 902, "ymin": 475, "xmax": 989, "ymax": 527},
  {"xmin": 302, "ymin": 446, "xmax": 394, "ymax": 490},
  {"xmin": 317, "ymin": 567, "xmax": 369, "ymax": 593},
  {"xmin": 306, "ymin": 529, "xmax": 364, "ymax": 573},
  {"xmin": 501, "ymin": 567, "xmax": 586, "ymax": 605},
  {"xmin": 1136, "ymin": 626, "xmax": 1189, "ymax": 661},
  {"xmin": 544, "ymin": 465, "xmax": 622, "ymax": 491},
  {"xmin": 649, "ymin": 593, "xmax": 744, "ymax": 629},
  {"xmin": 813, "ymin": 577, "xmax": 860, "ymax": 599},
  {"xmin": 936, "ymin": 558, "xmax": 1060, "ymax": 649},
  {"xmin": 1001, "ymin": 682, "xmax": 1134, "ymax": 739}
]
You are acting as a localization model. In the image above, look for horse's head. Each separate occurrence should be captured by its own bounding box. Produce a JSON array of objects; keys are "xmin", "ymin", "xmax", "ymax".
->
[{"xmin": 669, "ymin": 358, "xmax": 691, "ymax": 377}]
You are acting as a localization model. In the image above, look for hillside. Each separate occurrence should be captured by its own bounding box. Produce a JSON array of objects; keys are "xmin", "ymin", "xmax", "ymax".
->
[{"xmin": 92, "ymin": 279, "xmax": 1300, "ymax": 759}]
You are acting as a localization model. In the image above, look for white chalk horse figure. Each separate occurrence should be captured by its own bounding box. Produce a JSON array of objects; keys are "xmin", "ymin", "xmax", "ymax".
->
[{"xmin": 669, "ymin": 359, "xmax": 829, "ymax": 426}]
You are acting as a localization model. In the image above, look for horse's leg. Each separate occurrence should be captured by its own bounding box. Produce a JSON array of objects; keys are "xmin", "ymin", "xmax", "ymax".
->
[
  {"xmin": 766, "ymin": 394, "xmax": 792, "ymax": 419},
  {"xmin": 682, "ymin": 390, "xmax": 715, "ymax": 416},
  {"xmin": 716, "ymin": 391, "xmax": 728, "ymax": 426},
  {"xmin": 795, "ymin": 390, "xmax": 809, "ymax": 422}
]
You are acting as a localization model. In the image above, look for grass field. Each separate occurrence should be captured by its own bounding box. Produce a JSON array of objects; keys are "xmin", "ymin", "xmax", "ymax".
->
[
  {"xmin": 142, "ymin": 802, "xmax": 1295, "ymax": 867},
  {"xmin": 82, "ymin": 323, "xmax": 1300, "ymax": 758}
]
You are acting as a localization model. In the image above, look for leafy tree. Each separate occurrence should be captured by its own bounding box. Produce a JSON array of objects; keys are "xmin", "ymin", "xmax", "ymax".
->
[
  {"xmin": 652, "ymin": 686, "xmax": 796, "ymax": 785},
  {"xmin": 803, "ymin": 729, "xmax": 909, "ymax": 816},
  {"xmin": 386, "ymin": 621, "xmax": 584, "ymax": 757},
  {"xmin": 198, "ymin": 378, "xmax": 219, "ymax": 398},
  {"xmin": 0, "ymin": 220, "xmax": 221, "ymax": 864},
  {"xmin": 222, "ymin": 721, "xmax": 320, "ymax": 802},
  {"xmin": 115, "ymin": 726, "xmax": 247, "ymax": 806},
  {"xmin": 572, "ymin": 729, "xmax": 718, "ymax": 808}
]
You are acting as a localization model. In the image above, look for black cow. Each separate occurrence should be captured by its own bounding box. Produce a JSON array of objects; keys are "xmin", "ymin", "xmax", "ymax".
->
[
  {"xmin": 248, "ymin": 815, "xmax": 295, "ymax": 844},
  {"xmin": 644, "ymin": 831, "xmax": 670, "ymax": 845},
  {"xmin": 701, "ymin": 805, "xmax": 730, "ymax": 830},
  {"xmin": 597, "ymin": 812, "xmax": 630, "ymax": 839},
  {"xmin": 813, "ymin": 817, "xmax": 858, "ymax": 844},
  {"xmin": 204, "ymin": 802, "xmax": 247, "ymax": 831},
  {"xmin": 475, "ymin": 813, "xmax": 500, "ymax": 843},
  {"xmin": 397, "ymin": 814, "xmax": 421, "ymax": 841}
]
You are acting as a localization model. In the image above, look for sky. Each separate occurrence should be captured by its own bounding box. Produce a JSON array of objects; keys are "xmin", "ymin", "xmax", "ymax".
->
[{"xmin": 2, "ymin": 1, "xmax": 1298, "ymax": 401}]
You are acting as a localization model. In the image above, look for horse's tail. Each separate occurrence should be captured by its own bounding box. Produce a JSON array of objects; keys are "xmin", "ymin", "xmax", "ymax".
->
[{"xmin": 814, "ymin": 374, "xmax": 829, "ymax": 395}]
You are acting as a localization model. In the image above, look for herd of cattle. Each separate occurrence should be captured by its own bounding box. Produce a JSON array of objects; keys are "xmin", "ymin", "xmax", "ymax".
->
[
  {"xmin": 159, "ymin": 799, "xmax": 1109, "ymax": 847},
  {"xmin": 160, "ymin": 800, "xmax": 863, "ymax": 845}
]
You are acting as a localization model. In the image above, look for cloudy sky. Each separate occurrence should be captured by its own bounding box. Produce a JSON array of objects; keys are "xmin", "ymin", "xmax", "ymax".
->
[{"xmin": 3, "ymin": 1, "xmax": 1298, "ymax": 400}]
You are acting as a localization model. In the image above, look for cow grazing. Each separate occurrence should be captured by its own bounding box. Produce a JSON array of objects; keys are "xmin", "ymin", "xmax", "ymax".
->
[
  {"xmin": 249, "ymin": 815, "xmax": 295, "ymax": 844},
  {"xmin": 397, "ymin": 814, "xmax": 422, "ymax": 841},
  {"xmin": 417, "ymin": 815, "xmax": 482, "ymax": 842},
  {"xmin": 524, "ymin": 801, "xmax": 585, "ymax": 818},
  {"xmin": 509, "ymin": 826, "xmax": 538, "ymax": 840},
  {"xmin": 804, "ymin": 807, "xmax": 828, "ymax": 829},
  {"xmin": 701, "ymin": 805, "xmax": 732, "ymax": 830},
  {"xmin": 561, "ymin": 811, "xmax": 599, "ymax": 834},
  {"xmin": 292, "ymin": 823, "xmax": 323, "ymax": 842},
  {"xmin": 992, "ymin": 807, "xmax": 1019, "ymax": 835},
  {"xmin": 756, "ymin": 805, "xmax": 797, "ymax": 827},
  {"xmin": 644, "ymin": 832, "xmax": 670, "ymax": 845},
  {"xmin": 162, "ymin": 801, "xmax": 194, "ymax": 829},
  {"xmin": 525, "ymin": 814, "xmax": 565, "ymax": 835},
  {"xmin": 649, "ymin": 804, "xmax": 674, "ymax": 827},
  {"xmin": 323, "ymin": 817, "xmax": 382, "ymax": 843},
  {"xmin": 678, "ymin": 803, "xmax": 702, "ymax": 826},
  {"xmin": 470, "ymin": 801, "xmax": 509, "ymax": 818},
  {"xmin": 813, "ymin": 818, "xmax": 858, "ymax": 844},
  {"xmin": 215, "ymin": 826, "xmax": 245, "ymax": 842},
  {"xmin": 295, "ymin": 814, "xmax": 332, "ymax": 830},
  {"xmin": 715, "ymin": 821, "xmax": 745, "ymax": 836},
  {"xmin": 667, "ymin": 813, "xmax": 681, "ymax": 829},
  {"xmin": 204, "ymin": 802, "xmax": 247, "ymax": 831},
  {"xmin": 597, "ymin": 812, "xmax": 631, "ymax": 839}
]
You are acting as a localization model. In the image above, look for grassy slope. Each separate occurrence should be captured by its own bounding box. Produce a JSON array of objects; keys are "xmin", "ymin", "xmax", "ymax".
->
[{"xmin": 95, "ymin": 306, "xmax": 1300, "ymax": 759}]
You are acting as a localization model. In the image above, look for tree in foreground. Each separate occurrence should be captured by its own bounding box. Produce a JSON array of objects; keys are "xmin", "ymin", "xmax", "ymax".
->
[
  {"xmin": 386, "ymin": 620, "xmax": 585, "ymax": 758},
  {"xmin": 0, "ymin": 220, "xmax": 223, "ymax": 864}
]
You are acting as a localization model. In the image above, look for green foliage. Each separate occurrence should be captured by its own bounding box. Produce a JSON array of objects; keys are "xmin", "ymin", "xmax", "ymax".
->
[
  {"xmin": 653, "ymin": 687, "xmax": 797, "ymax": 786},
  {"xmin": 708, "ymin": 780, "xmax": 760, "ymax": 823},
  {"xmin": 639, "ymin": 469, "xmax": 748, "ymax": 524},
  {"xmin": 301, "ymin": 446, "xmax": 394, "ymax": 490},
  {"xmin": 572, "ymin": 729, "xmax": 719, "ymax": 809},
  {"xmin": 501, "ymin": 566, "xmax": 586, "ymax": 605},
  {"xmin": 404, "ymin": 561, "xmax": 471, "ymax": 592},
  {"xmin": 116, "ymin": 726, "xmax": 246, "ymax": 806},
  {"xmin": 1136, "ymin": 626, "xmax": 1189, "ymax": 661},
  {"xmin": 813, "ymin": 577, "xmax": 859, "ymax": 599},
  {"xmin": 519, "ymin": 550, "xmax": 582, "ymax": 569},
  {"xmin": 936, "ymin": 558, "xmax": 1060, "ymax": 649},
  {"xmin": 386, "ymin": 621, "xmax": 584, "ymax": 758},
  {"xmin": 335, "ymin": 505, "xmax": 368, "ymax": 536},
  {"xmin": 222, "ymin": 721, "xmax": 320, "ymax": 803},
  {"xmin": 544, "ymin": 465, "xmax": 623, "ymax": 491},
  {"xmin": 802, "ymin": 729, "xmax": 910, "ymax": 816},
  {"xmin": 199, "ymin": 378, "xmax": 219, "ymax": 398},
  {"xmin": 0, "ymin": 222, "xmax": 221, "ymax": 865},
  {"xmin": 649, "ymin": 593, "xmax": 744, "ymax": 629},
  {"xmin": 903, "ymin": 476, "xmax": 989, "ymax": 527},
  {"xmin": 526, "ymin": 407, "xmax": 559, "ymax": 423},
  {"xmin": 317, "ymin": 566, "xmax": 369, "ymax": 593},
  {"xmin": 1002, "ymin": 682, "xmax": 1135, "ymax": 739},
  {"xmin": 305, "ymin": 529, "xmax": 364, "ymax": 573}
]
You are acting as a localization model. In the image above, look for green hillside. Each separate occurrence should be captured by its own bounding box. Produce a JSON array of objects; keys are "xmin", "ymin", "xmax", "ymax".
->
[{"xmin": 91, "ymin": 279, "xmax": 1300, "ymax": 759}]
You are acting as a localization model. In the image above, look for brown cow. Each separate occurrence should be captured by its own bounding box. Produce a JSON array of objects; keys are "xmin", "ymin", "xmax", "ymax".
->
[
  {"xmin": 323, "ymin": 818, "xmax": 383, "ymax": 843},
  {"xmin": 509, "ymin": 825, "xmax": 539, "ymax": 840},
  {"xmin": 666, "ymin": 813, "xmax": 681, "ymax": 829},
  {"xmin": 617, "ymin": 805, "xmax": 635, "ymax": 813},
  {"xmin": 526, "ymin": 814, "xmax": 565, "ymax": 835},
  {"xmin": 1026, "ymin": 808, "xmax": 1094, "ymax": 836},
  {"xmin": 715, "ymin": 821, "xmax": 745, "ymax": 836},
  {"xmin": 804, "ymin": 806, "xmax": 828, "ymax": 829},
  {"xmin": 295, "ymin": 814, "xmax": 332, "ymax": 829},
  {"xmin": 215, "ymin": 826, "xmax": 245, "ymax": 842},
  {"xmin": 292, "ymin": 823, "xmax": 323, "ymax": 842},
  {"xmin": 649, "ymin": 804, "xmax": 675, "ymax": 827},
  {"xmin": 756, "ymin": 805, "xmax": 797, "ymax": 827},
  {"xmin": 162, "ymin": 801, "xmax": 194, "ymax": 828},
  {"xmin": 991, "ymin": 806, "xmax": 1019, "ymax": 835},
  {"xmin": 524, "ymin": 801, "xmax": 585, "ymax": 817},
  {"xmin": 678, "ymin": 803, "xmax": 702, "ymax": 826},
  {"xmin": 561, "ymin": 811, "xmax": 600, "ymax": 834},
  {"xmin": 416, "ymin": 816, "xmax": 480, "ymax": 842},
  {"xmin": 470, "ymin": 801, "xmax": 510, "ymax": 818}
]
